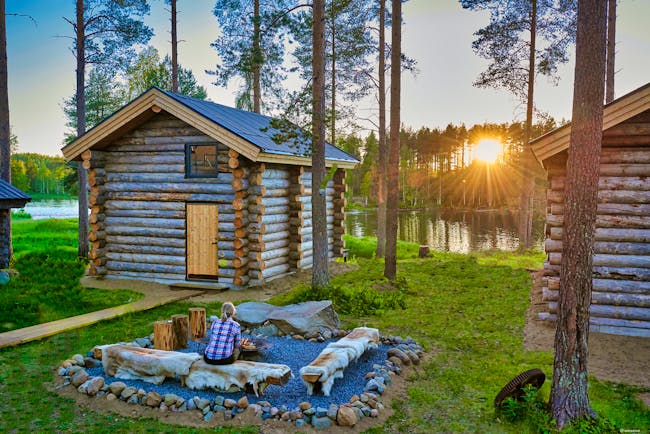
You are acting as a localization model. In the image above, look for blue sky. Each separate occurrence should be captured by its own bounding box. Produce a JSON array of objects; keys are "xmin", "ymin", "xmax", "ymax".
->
[{"xmin": 5, "ymin": 0, "xmax": 650, "ymax": 156}]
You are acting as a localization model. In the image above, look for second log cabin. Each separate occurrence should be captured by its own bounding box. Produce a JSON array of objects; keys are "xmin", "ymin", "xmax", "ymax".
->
[
  {"xmin": 531, "ymin": 83, "xmax": 650, "ymax": 338},
  {"xmin": 62, "ymin": 87, "xmax": 358, "ymax": 289}
]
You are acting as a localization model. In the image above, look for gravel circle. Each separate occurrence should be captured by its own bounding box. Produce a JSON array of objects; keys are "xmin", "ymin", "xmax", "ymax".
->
[{"xmin": 86, "ymin": 335, "xmax": 390, "ymax": 409}]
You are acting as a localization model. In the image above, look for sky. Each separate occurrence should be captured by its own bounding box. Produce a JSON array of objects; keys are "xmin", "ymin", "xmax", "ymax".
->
[{"xmin": 5, "ymin": 0, "xmax": 650, "ymax": 156}]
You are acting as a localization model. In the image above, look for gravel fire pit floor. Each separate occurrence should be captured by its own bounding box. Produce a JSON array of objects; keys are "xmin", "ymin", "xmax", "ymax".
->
[{"xmin": 86, "ymin": 335, "xmax": 390, "ymax": 409}]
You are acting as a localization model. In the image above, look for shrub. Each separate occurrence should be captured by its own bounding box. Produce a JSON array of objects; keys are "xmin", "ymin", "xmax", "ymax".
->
[
  {"xmin": 274, "ymin": 282, "xmax": 406, "ymax": 316},
  {"xmin": 270, "ymin": 258, "xmax": 408, "ymax": 316},
  {"xmin": 497, "ymin": 387, "xmax": 622, "ymax": 434}
]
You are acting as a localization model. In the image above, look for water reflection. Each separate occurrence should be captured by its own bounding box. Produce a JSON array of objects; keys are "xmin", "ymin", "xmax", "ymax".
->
[
  {"xmin": 346, "ymin": 209, "xmax": 544, "ymax": 253},
  {"xmin": 18, "ymin": 200, "xmax": 543, "ymax": 253},
  {"xmin": 21, "ymin": 199, "xmax": 79, "ymax": 220}
]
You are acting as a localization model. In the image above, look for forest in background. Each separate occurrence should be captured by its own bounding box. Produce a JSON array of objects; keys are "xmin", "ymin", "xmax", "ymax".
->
[
  {"xmin": 10, "ymin": 115, "xmax": 561, "ymax": 207},
  {"xmin": 341, "ymin": 117, "xmax": 561, "ymax": 210},
  {"xmin": 10, "ymin": 153, "xmax": 74, "ymax": 196}
]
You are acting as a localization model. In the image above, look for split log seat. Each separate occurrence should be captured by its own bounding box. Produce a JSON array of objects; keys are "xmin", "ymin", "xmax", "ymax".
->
[
  {"xmin": 99, "ymin": 344, "xmax": 291, "ymax": 396},
  {"xmin": 182, "ymin": 359, "xmax": 292, "ymax": 397},
  {"xmin": 299, "ymin": 327, "xmax": 380, "ymax": 396},
  {"xmin": 101, "ymin": 344, "xmax": 201, "ymax": 385}
]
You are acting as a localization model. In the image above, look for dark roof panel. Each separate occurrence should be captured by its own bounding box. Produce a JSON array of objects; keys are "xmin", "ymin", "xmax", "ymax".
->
[
  {"xmin": 0, "ymin": 179, "xmax": 31, "ymax": 202},
  {"xmin": 159, "ymin": 89, "xmax": 359, "ymax": 164}
]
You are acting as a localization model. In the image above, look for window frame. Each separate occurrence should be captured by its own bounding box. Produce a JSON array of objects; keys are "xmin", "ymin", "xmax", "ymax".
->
[{"xmin": 185, "ymin": 143, "xmax": 219, "ymax": 179}]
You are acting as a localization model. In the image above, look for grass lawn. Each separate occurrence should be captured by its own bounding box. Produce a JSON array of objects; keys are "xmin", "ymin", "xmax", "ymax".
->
[
  {"xmin": 0, "ymin": 227, "xmax": 647, "ymax": 433},
  {"xmin": 0, "ymin": 219, "xmax": 141, "ymax": 332}
]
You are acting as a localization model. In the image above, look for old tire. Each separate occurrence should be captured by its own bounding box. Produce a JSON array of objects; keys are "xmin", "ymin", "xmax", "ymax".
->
[{"xmin": 494, "ymin": 368, "xmax": 546, "ymax": 407}]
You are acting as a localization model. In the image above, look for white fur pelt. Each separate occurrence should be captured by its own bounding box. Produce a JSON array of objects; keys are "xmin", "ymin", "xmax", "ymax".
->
[
  {"xmin": 182, "ymin": 360, "xmax": 292, "ymax": 397},
  {"xmin": 102, "ymin": 345, "xmax": 201, "ymax": 385},
  {"xmin": 300, "ymin": 327, "xmax": 380, "ymax": 396}
]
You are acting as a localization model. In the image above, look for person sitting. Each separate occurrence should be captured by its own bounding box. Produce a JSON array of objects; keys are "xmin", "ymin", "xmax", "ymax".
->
[{"xmin": 203, "ymin": 302, "xmax": 249, "ymax": 365}]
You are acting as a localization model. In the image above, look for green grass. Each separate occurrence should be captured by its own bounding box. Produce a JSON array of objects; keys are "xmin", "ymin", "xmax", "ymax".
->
[
  {"xmin": 11, "ymin": 209, "xmax": 32, "ymax": 220},
  {"xmin": 343, "ymin": 234, "xmax": 421, "ymax": 259},
  {"xmin": 1, "ymin": 228, "xmax": 647, "ymax": 433},
  {"xmin": 472, "ymin": 248, "xmax": 546, "ymax": 270},
  {"xmin": 0, "ymin": 219, "xmax": 141, "ymax": 332},
  {"xmin": 0, "ymin": 300, "xmax": 254, "ymax": 434},
  {"xmin": 270, "ymin": 250, "xmax": 649, "ymax": 433}
]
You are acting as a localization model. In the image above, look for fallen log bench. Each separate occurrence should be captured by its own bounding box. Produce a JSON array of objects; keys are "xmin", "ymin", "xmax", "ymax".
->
[
  {"xmin": 182, "ymin": 359, "xmax": 292, "ymax": 397},
  {"xmin": 98, "ymin": 344, "xmax": 291, "ymax": 396},
  {"xmin": 299, "ymin": 327, "xmax": 380, "ymax": 396},
  {"xmin": 101, "ymin": 344, "xmax": 201, "ymax": 385}
]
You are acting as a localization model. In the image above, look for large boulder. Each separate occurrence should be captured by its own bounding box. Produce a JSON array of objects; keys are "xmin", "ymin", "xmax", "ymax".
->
[{"xmin": 235, "ymin": 301, "xmax": 340, "ymax": 336}]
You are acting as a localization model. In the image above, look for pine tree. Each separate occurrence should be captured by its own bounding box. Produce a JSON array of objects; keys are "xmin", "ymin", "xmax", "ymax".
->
[
  {"xmin": 211, "ymin": 0, "xmax": 293, "ymax": 113},
  {"xmin": 67, "ymin": 0, "xmax": 152, "ymax": 258},
  {"xmin": 384, "ymin": 0, "xmax": 401, "ymax": 280},
  {"xmin": 312, "ymin": 0, "xmax": 329, "ymax": 289},
  {"xmin": 461, "ymin": 0, "xmax": 576, "ymax": 247},
  {"xmin": 550, "ymin": 0, "xmax": 607, "ymax": 428},
  {"xmin": 0, "ymin": 0, "xmax": 11, "ymax": 268}
]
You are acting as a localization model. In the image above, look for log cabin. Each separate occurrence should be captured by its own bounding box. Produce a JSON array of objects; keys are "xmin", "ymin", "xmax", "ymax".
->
[
  {"xmin": 531, "ymin": 83, "xmax": 650, "ymax": 338},
  {"xmin": 61, "ymin": 87, "xmax": 358, "ymax": 289},
  {"xmin": 0, "ymin": 179, "xmax": 31, "ymax": 268}
]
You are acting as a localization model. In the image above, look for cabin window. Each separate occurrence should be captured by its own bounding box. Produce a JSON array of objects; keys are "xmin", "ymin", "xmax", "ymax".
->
[{"xmin": 186, "ymin": 144, "xmax": 218, "ymax": 178}]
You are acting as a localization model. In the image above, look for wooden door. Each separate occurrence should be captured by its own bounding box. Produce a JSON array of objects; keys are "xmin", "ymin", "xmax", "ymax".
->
[{"xmin": 186, "ymin": 203, "xmax": 218, "ymax": 279}]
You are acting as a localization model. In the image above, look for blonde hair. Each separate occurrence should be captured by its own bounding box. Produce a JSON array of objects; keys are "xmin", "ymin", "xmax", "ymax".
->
[{"xmin": 221, "ymin": 302, "xmax": 236, "ymax": 322}]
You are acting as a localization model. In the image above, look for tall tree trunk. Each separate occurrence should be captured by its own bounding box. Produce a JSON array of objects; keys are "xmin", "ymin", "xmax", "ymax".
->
[
  {"xmin": 330, "ymin": 14, "xmax": 336, "ymax": 146},
  {"xmin": 76, "ymin": 0, "xmax": 89, "ymax": 258},
  {"xmin": 252, "ymin": 0, "xmax": 261, "ymax": 113},
  {"xmin": 605, "ymin": 0, "xmax": 616, "ymax": 103},
  {"xmin": 0, "ymin": 0, "xmax": 7, "ymax": 185},
  {"xmin": 0, "ymin": 0, "xmax": 11, "ymax": 269},
  {"xmin": 376, "ymin": 0, "xmax": 387, "ymax": 258},
  {"xmin": 519, "ymin": 0, "xmax": 537, "ymax": 249},
  {"xmin": 311, "ymin": 0, "xmax": 329, "ymax": 289},
  {"xmin": 171, "ymin": 0, "xmax": 178, "ymax": 93},
  {"xmin": 384, "ymin": 0, "xmax": 401, "ymax": 280},
  {"xmin": 550, "ymin": 0, "xmax": 607, "ymax": 428}
]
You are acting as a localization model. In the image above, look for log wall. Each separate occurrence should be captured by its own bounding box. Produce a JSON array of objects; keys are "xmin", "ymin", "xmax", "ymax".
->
[
  {"xmin": 86, "ymin": 112, "xmax": 347, "ymax": 288},
  {"xmin": 541, "ymin": 123, "xmax": 650, "ymax": 337},
  {"xmin": 87, "ymin": 114, "xmax": 249, "ymax": 286}
]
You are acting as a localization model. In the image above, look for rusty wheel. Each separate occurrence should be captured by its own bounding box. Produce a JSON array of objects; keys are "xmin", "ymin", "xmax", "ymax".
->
[{"xmin": 494, "ymin": 368, "xmax": 546, "ymax": 407}]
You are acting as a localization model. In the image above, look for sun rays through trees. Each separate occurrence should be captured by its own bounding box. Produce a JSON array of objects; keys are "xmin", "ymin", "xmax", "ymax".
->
[{"xmin": 344, "ymin": 119, "xmax": 557, "ymax": 210}]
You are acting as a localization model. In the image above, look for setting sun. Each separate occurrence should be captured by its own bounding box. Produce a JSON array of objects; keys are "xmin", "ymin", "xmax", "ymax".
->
[{"xmin": 474, "ymin": 138, "xmax": 502, "ymax": 163}]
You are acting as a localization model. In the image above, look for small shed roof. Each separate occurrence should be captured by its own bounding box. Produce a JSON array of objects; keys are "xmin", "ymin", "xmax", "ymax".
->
[
  {"xmin": 62, "ymin": 87, "xmax": 359, "ymax": 168},
  {"xmin": 531, "ymin": 82, "xmax": 650, "ymax": 166},
  {"xmin": 0, "ymin": 179, "xmax": 31, "ymax": 209}
]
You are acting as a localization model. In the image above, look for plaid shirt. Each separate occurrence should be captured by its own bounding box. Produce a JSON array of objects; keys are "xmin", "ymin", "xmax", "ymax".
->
[{"xmin": 204, "ymin": 317, "xmax": 241, "ymax": 361}]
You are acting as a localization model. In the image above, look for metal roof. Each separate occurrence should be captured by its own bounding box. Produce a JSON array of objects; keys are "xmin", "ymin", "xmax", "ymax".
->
[
  {"xmin": 158, "ymin": 88, "xmax": 359, "ymax": 164},
  {"xmin": 0, "ymin": 179, "xmax": 31, "ymax": 203}
]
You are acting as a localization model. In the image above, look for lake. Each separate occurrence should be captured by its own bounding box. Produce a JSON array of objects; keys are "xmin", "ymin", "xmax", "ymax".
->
[
  {"xmin": 346, "ymin": 208, "xmax": 545, "ymax": 253},
  {"xmin": 19, "ymin": 199, "xmax": 543, "ymax": 253},
  {"xmin": 21, "ymin": 198, "xmax": 79, "ymax": 220}
]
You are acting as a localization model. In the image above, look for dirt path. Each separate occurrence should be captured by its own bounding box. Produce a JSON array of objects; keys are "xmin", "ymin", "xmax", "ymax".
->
[
  {"xmin": 524, "ymin": 270, "xmax": 650, "ymax": 396},
  {"xmin": 0, "ymin": 281, "xmax": 201, "ymax": 349}
]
